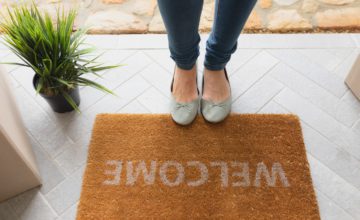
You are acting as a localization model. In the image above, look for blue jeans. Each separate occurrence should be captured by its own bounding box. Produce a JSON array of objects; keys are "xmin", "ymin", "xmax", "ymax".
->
[{"xmin": 157, "ymin": 0, "xmax": 257, "ymax": 71}]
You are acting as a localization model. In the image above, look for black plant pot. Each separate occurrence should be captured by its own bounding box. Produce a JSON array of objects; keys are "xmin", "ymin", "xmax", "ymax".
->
[{"xmin": 33, "ymin": 75, "xmax": 80, "ymax": 113}]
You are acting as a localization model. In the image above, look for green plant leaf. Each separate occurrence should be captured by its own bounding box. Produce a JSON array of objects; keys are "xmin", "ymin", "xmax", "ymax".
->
[
  {"xmin": 0, "ymin": 62, "xmax": 29, "ymax": 67},
  {"xmin": 0, "ymin": 2, "xmax": 121, "ymax": 112},
  {"xmin": 61, "ymin": 90, "xmax": 80, "ymax": 113},
  {"xmin": 78, "ymin": 77, "xmax": 117, "ymax": 96},
  {"xmin": 35, "ymin": 76, "xmax": 44, "ymax": 94}
]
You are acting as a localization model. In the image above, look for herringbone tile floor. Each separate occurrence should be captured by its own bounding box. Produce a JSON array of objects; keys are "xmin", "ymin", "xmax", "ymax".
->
[{"xmin": 0, "ymin": 34, "xmax": 360, "ymax": 220}]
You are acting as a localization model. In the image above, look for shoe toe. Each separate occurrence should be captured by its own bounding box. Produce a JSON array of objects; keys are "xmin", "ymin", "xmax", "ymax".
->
[
  {"xmin": 171, "ymin": 109, "xmax": 196, "ymax": 125},
  {"xmin": 170, "ymin": 98, "xmax": 199, "ymax": 126},
  {"xmin": 201, "ymin": 98, "xmax": 231, "ymax": 123}
]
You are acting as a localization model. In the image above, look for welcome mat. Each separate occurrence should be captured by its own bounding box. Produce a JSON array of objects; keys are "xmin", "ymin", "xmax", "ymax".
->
[{"xmin": 77, "ymin": 114, "xmax": 320, "ymax": 219}]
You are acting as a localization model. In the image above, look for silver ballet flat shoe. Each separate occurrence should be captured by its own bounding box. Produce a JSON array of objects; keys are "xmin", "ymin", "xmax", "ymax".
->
[
  {"xmin": 170, "ymin": 65, "xmax": 200, "ymax": 126},
  {"xmin": 201, "ymin": 67, "xmax": 232, "ymax": 123}
]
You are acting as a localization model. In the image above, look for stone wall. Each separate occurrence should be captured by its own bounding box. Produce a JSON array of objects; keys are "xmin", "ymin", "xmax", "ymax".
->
[{"xmin": 0, "ymin": 0, "xmax": 359, "ymax": 33}]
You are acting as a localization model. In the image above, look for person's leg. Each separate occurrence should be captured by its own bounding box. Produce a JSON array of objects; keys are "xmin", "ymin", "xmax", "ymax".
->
[
  {"xmin": 205, "ymin": 0, "xmax": 257, "ymax": 71},
  {"xmin": 157, "ymin": 0, "xmax": 203, "ymax": 70},
  {"xmin": 157, "ymin": 0, "xmax": 204, "ymax": 103},
  {"xmin": 203, "ymin": 0, "xmax": 257, "ymax": 102}
]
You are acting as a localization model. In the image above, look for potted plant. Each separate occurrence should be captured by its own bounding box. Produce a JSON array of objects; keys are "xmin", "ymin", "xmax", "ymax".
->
[{"xmin": 0, "ymin": 4, "xmax": 120, "ymax": 113}]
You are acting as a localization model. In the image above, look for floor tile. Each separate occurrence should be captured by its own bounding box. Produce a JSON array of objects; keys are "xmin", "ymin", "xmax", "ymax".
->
[
  {"xmin": 13, "ymin": 88, "xmax": 54, "ymax": 141},
  {"xmin": 353, "ymin": 120, "xmax": 360, "ymax": 134},
  {"xmin": 0, "ymin": 49, "xmax": 10, "ymax": 59},
  {"xmin": 197, "ymin": 48, "xmax": 260, "ymax": 74},
  {"xmin": 5, "ymin": 72, "xmax": 20, "ymax": 88},
  {"xmin": 258, "ymin": 101, "xmax": 290, "ymax": 114},
  {"xmin": 143, "ymin": 50, "xmax": 173, "ymax": 73},
  {"xmin": 28, "ymin": 134, "xmax": 65, "ymax": 194},
  {"xmin": 8, "ymin": 188, "xmax": 57, "ymax": 220},
  {"xmin": 57, "ymin": 203, "xmax": 78, "ymax": 220},
  {"xmin": 302, "ymin": 123, "xmax": 360, "ymax": 190},
  {"xmin": 59, "ymin": 113, "xmax": 94, "ymax": 143},
  {"xmin": 0, "ymin": 39, "xmax": 8, "ymax": 49},
  {"xmin": 0, "ymin": 53, "xmax": 22, "ymax": 73},
  {"xmin": 78, "ymin": 86, "xmax": 108, "ymax": 111},
  {"xmin": 35, "ymin": 121, "xmax": 75, "ymax": 159},
  {"xmin": 236, "ymin": 34, "xmax": 356, "ymax": 49},
  {"xmin": 296, "ymin": 49, "xmax": 343, "ymax": 72},
  {"xmin": 232, "ymin": 76, "xmax": 283, "ymax": 113},
  {"xmin": 316, "ymin": 190, "xmax": 355, "ymax": 220},
  {"xmin": 341, "ymin": 90, "xmax": 360, "ymax": 111},
  {"xmin": 45, "ymin": 166, "xmax": 85, "ymax": 215},
  {"xmin": 118, "ymin": 99, "xmax": 150, "ymax": 113},
  {"xmin": 85, "ymin": 74, "xmax": 151, "ymax": 118},
  {"xmin": 93, "ymin": 51, "xmax": 152, "ymax": 91},
  {"xmin": 225, "ymin": 49, "xmax": 260, "ymax": 74},
  {"xmin": 333, "ymin": 49, "xmax": 359, "ymax": 80},
  {"xmin": 230, "ymin": 50, "xmax": 279, "ymax": 100},
  {"xmin": 10, "ymin": 67, "xmax": 37, "ymax": 97},
  {"xmin": 326, "ymin": 48, "xmax": 353, "ymax": 61},
  {"xmin": 54, "ymin": 133, "xmax": 91, "ymax": 176},
  {"xmin": 268, "ymin": 49, "xmax": 348, "ymax": 98},
  {"xmin": 0, "ymin": 201, "xmax": 18, "ymax": 220},
  {"xmin": 308, "ymin": 154, "xmax": 360, "ymax": 218},
  {"xmin": 275, "ymin": 88, "xmax": 360, "ymax": 161},
  {"xmin": 136, "ymin": 87, "xmax": 169, "ymax": 113},
  {"xmin": 351, "ymin": 34, "xmax": 360, "ymax": 48},
  {"xmin": 270, "ymin": 62, "xmax": 359, "ymax": 127},
  {"xmin": 140, "ymin": 63, "xmax": 172, "ymax": 98},
  {"xmin": 95, "ymin": 49, "xmax": 136, "ymax": 66}
]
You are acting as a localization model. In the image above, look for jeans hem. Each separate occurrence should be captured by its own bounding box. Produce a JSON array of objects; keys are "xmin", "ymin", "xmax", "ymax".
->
[{"xmin": 203, "ymin": 61, "xmax": 226, "ymax": 71}]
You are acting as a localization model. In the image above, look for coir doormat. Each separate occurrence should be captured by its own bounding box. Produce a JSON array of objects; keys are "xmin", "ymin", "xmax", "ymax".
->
[{"xmin": 77, "ymin": 114, "xmax": 320, "ymax": 219}]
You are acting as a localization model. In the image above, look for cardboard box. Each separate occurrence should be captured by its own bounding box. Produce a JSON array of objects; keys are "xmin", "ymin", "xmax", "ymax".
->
[
  {"xmin": 345, "ymin": 53, "xmax": 360, "ymax": 100},
  {"xmin": 0, "ymin": 65, "xmax": 41, "ymax": 202}
]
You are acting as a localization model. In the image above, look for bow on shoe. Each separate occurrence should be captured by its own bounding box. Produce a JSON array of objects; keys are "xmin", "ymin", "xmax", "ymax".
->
[
  {"xmin": 209, "ymin": 102, "xmax": 228, "ymax": 109},
  {"xmin": 175, "ymin": 103, "xmax": 193, "ymax": 112}
]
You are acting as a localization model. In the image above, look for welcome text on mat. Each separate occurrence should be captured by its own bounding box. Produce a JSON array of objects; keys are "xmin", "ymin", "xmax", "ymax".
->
[{"xmin": 102, "ymin": 160, "xmax": 290, "ymax": 187}]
